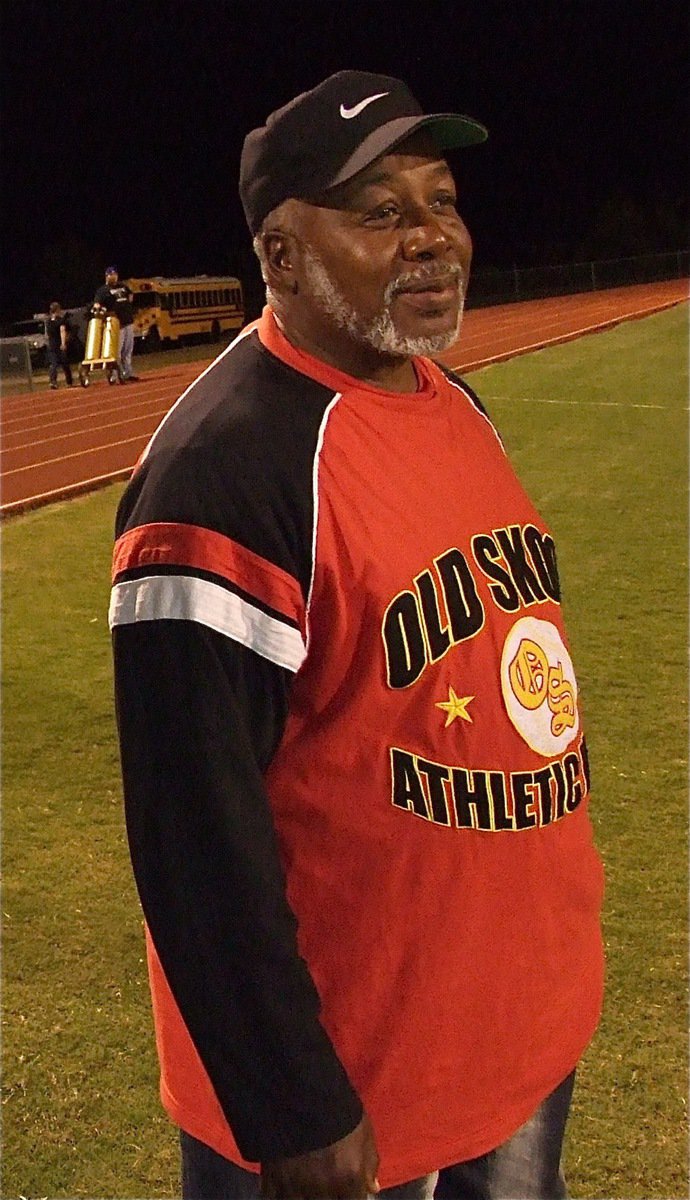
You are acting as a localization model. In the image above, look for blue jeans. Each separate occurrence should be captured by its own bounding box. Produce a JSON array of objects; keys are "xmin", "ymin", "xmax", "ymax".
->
[
  {"xmin": 118, "ymin": 323, "xmax": 135, "ymax": 379},
  {"xmin": 46, "ymin": 344, "xmax": 72, "ymax": 386},
  {"xmin": 180, "ymin": 1070, "xmax": 574, "ymax": 1199}
]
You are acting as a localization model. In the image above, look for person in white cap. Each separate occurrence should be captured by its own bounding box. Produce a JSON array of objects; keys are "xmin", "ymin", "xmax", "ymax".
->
[{"xmin": 110, "ymin": 71, "xmax": 604, "ymax": 1200}]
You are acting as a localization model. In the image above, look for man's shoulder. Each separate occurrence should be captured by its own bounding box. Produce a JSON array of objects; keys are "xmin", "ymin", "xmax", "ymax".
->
[
  {"xmin": 431, "ymin": 359, "xmax": 493, "ymax": 420},
  {"xmin": 139, "ymin": 330, "xmax": 340, "ymax": 491},
  {"xmin": 115, "ymin": 330, "xmax": 332, "ymax": 586},
  {"xmin": 170, "ymin": 329, "xmax": 340, "ymax": 440}
]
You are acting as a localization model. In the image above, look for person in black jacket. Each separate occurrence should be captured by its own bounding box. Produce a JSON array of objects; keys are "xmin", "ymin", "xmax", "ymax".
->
[
  {"xmin": 45, "ymin": 302, "xmax": 73, "ymax": 388},
  {"xmin": 93, "ymin": 266, "xmax": 139, "ymax": 381}
]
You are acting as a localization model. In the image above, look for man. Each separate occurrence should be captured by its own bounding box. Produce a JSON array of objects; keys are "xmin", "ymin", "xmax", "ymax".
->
[
  {"xmin": 110, "ymin": 71, "xmax": 604, "ymax": 1200},
  {"xmin": 94, "ymin": 266, "xmax": 139, "ymax": 381},
  {"xmin": 45, "ymin": 301, "xmax": 73, "ymax": 388}
]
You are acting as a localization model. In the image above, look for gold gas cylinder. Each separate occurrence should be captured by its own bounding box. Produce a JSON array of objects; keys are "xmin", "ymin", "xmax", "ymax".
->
[
  {"xmin": 84, "ymin": 311, "xmax": 105, "ymax": 361},
  {"xmin": 101, "ymin": 313, "xmax": 121, "ymax": 362}
]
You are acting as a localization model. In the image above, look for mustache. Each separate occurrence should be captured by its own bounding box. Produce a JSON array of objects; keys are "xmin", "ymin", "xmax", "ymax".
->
[{"xmin": 386, "ymin": 262, "xmax": 466, "ymax": 301}]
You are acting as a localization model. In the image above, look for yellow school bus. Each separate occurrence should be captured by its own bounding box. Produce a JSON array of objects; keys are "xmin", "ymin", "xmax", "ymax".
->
[{"xmin": 126, "ymin": 275, "xmax": 244, "ymax": 348}]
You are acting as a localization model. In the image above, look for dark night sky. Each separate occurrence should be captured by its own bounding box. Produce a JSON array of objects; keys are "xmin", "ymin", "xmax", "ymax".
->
[{"xmin": 1, "ymin": 0, "xmax": 687, "ymax": 321}]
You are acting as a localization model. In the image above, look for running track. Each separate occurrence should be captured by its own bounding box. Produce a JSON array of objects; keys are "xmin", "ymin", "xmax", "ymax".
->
[{"xmin": 2, "ymin": 279, "xmax": 687, "ymax": 517}]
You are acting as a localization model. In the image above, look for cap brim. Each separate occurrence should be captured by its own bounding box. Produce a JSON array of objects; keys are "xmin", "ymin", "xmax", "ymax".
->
[{"xmin": 327, "ymin": 113, "xmax": 488, "ymax": 191}]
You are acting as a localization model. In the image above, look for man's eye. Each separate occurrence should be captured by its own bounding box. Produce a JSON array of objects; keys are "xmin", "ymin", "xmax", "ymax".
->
[
  {"xmin": 364, "ymin": 205, "xmax": 399, "ymax": 223},
  {"xmin": 432, "ymin": 193, "xmax": 458, "ymax": 209}
]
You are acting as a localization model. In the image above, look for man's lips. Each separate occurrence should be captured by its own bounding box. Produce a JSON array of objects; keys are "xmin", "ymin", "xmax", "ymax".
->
[
  {"xmin": 392, "ymin": 267, "xmax": 464, "ymax": 304},
  {"xmin": 393, "ymin": 276, "xmax": 461, "ymax": 311},
  {"xmin": 395, "ymin": 276, "xmax": 459, "ymax": 295}
]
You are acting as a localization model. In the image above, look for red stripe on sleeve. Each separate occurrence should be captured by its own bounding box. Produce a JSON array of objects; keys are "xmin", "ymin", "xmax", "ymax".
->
[{"xmin": 113, "ymin": 522, "xmax": 305, "ymax": 631}]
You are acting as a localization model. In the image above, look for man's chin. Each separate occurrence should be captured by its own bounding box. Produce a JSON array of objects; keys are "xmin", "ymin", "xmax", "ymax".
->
[
  {"xmin": 394, "ymin": 297, "xmax": 464, "ymax": 348},
  {"xmin": 369, "ymin": 314, "xmax": 463, "ymax": 358}
]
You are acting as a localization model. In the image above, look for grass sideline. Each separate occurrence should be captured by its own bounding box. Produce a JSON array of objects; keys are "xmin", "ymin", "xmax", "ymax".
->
[{"xmin": 2, "ymin": 305, "xmax": 688, "ymax": 1198}]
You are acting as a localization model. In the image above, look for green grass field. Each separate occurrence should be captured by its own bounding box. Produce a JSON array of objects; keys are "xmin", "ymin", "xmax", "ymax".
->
[{"xmin": 2, "ymin": 305, "xmax": 688, "ymax": 1198}]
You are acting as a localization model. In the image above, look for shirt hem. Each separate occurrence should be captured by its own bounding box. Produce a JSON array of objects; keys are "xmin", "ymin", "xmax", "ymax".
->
[
  {"xmin": 160, "ymin": 1029, "xmax": 596, "ymax": 1188},
  {"xmin": 372, "ymin": 1049, "xmax": 587, "ymax": 1188}
]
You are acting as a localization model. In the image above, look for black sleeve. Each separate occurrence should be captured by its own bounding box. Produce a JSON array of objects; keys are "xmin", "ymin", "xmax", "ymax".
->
[
  {"xmin": 94, "ymin": 285, "xmax": 112, "ymax": 308},
  {"xmin": 112, "ymin": 614, "xmax": 363, "ymax": 1162}
]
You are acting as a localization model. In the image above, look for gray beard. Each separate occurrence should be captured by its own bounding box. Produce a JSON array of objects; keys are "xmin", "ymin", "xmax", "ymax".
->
[{"xmin": 301, "ymin": 251, "xmax": 466, "ymax": 359}]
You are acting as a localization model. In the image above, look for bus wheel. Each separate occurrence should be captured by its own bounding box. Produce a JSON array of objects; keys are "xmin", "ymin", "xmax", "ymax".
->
[
  {"xmin": 146, "ymin": 326, "xmax": 161, "ymax": 351},
  {"xmin": 210, "ymin": 320, "xmax": 221, "ymax": 342}
]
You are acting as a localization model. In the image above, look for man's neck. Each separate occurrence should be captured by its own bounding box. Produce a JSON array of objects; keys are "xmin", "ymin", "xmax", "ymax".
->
[{"xmin": 272, "ymin": 311, "xmax": 420, "ymax": 394}]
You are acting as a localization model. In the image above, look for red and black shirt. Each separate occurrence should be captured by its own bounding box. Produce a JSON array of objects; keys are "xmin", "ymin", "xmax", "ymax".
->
[{"xmin": 110, "ymin": 309, "xmax": 604, "ymax": 1188}]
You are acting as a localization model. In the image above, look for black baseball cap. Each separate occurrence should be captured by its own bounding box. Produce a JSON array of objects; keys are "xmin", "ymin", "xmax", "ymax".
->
[{"xmin": 239, "ymin": 70, "xmax": 487, "ymax": 234}]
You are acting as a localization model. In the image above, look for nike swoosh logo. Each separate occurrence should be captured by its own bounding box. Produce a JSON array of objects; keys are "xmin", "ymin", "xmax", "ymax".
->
[{"xmin": 339, "ymin": 92, "xmax": 390, "ymax": 119}]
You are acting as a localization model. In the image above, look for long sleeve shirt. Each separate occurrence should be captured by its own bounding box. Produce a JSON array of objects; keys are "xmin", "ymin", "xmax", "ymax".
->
[{"xmin": 110, "ymin": 308, "xmax": 604, "ymax": 1188}]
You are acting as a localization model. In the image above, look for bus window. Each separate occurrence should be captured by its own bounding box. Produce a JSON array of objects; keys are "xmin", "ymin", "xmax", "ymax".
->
[
  {"xmin": 132, "ymin": 291, "xmax": 161, "ymax": 311},
  {"xmin": 127, "ymin": 276, "xmax": 244, "ymax": 343}
]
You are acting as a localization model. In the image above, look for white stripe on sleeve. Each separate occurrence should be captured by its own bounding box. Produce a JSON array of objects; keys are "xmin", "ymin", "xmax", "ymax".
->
[{"xmin": 109, "ymin": 574, "xmax": 306, "ymax": 673}]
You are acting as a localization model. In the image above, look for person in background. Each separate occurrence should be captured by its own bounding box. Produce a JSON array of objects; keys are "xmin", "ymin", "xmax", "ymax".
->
[
  {"xmin": 111, "ymin": 71, "xmax": 605, "ymax": 1200},
  {"xmin": 46, "ymin": 301, "xmax": 73, "ymax": 389},
  {"xmin": 93, "ymin": 266, "xmax": 139, "ymax": 381}
]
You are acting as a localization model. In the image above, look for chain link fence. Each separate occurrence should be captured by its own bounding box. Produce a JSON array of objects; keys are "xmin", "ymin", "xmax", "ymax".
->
[
  {"xmin": 467, "ymin": 249, "xmax": 689, "ymax": 308},
  {"xmin": 0, "ymin": 337, "xmax": 34, "ymax": 392}
]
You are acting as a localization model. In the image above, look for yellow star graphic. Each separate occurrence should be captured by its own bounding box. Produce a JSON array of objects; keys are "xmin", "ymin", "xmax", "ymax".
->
[{"xmin": 435, "ymin": 686, "xmax": 474, "ymax": 727}]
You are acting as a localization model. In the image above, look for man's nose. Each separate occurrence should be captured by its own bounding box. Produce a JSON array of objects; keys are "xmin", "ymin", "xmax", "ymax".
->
[{"xmin": 400, "ymin": 210, "xmax": 455, "ymax": 261}]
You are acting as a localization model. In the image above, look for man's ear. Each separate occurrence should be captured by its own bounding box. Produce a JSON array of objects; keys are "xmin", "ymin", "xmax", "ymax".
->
[{"xmin": 262, "ymin": 230, "xmax": 298, "ymax": 295}]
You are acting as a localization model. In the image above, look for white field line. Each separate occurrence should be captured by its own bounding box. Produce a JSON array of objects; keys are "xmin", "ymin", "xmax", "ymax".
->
[{"xmin": 482, "ymin": 395, "xmax": 686, "ymax": 411}]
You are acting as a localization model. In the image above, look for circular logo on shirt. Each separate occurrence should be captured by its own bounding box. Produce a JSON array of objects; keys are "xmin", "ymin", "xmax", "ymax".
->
[{"xmin": 500, "ymin": 616, "xmax": 578, "ymax": 756}]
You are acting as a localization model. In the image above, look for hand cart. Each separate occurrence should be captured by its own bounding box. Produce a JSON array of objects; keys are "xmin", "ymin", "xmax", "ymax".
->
[{"xmin": 78, "ymin": 307, "xmax": 123, "ymax": 387}]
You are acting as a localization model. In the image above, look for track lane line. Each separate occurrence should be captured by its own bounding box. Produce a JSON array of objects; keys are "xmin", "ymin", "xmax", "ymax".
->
[
  {"xmin": 3, "ymin": 407, "xmax": 173, "ymax": 456},
  {"xmin": 2, "ymin": 433, "xmax": 152, "ymax": 477},
  {"xmin": 2, "ymin": 283, "xmax": 686, "ymax": 516}
]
